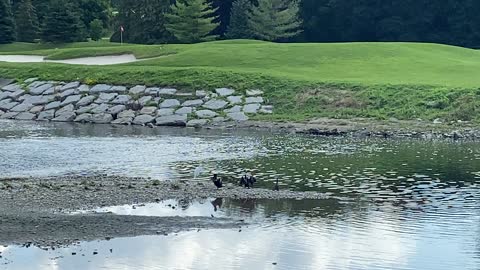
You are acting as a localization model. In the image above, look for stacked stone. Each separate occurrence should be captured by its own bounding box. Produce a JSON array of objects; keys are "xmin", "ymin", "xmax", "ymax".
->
[{"xmin": 0, "ymin": 78, "xmax": 273, "ymax": 128}]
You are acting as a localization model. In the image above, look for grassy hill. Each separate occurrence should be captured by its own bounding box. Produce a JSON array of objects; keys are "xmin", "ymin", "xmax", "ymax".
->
[{"xmin": 1, "ymin": 40, "xmax": 479, "ymax": 122}]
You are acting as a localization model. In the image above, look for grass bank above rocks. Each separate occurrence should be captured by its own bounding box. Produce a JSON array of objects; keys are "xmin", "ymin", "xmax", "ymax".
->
[{"xmin": 1, "ymin": 40, "xmax": 479, "ymax": 123}]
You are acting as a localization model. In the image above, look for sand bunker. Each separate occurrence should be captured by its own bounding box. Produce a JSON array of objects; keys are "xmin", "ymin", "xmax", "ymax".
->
[{"xmin": 0, "ymin": 54, "xmax": 138, "ymax": 65}]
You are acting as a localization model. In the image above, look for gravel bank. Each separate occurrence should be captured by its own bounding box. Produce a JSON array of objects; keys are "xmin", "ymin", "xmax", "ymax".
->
[{"xmin": 0, "ymin": 175, "xmax": 328, "ymax": 247}]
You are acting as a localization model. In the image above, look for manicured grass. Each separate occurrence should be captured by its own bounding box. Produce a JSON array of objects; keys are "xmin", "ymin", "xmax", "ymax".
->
[
  {"xmin": 1, "ymin": 40, "xmax": 479, "ymax": 122},
  {"xmin": 0, "ymin": 41, "xmax": 175, "ymax": 60}
]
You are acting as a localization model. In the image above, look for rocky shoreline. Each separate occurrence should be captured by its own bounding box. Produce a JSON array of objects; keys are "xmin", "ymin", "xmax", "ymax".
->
[
  {"xmin": 1, "ymin": 78, "xmax": 479, "ymax": 140},
  {"xmin": 0, "ymin": 175, "xmax": 328, "ymax": 247},
  {"xmin": 0, "ymin": 78, "xmax": 272, "ymax": 128}
]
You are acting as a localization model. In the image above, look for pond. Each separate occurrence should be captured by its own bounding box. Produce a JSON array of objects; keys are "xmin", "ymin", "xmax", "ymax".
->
[{"xmin": 0, "ymin": 120, "xmax": 479, "ymax": 269}]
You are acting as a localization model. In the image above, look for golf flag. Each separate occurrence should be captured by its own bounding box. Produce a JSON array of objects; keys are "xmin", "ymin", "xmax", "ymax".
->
[{"xmin": 120, "ymin": 26, "xmax": 125, "ymax": 32}]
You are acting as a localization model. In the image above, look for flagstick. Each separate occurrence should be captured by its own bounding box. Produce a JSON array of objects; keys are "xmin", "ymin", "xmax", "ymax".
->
[{"xmin": 120, "ymin": 29, "xmax": 123, "ymax": 45}]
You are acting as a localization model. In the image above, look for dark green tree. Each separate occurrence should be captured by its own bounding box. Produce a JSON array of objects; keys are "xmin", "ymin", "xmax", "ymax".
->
[
  {"xmin": 248, "ymin": 0, "xmax": 302, "ymax": 41},
  {"xmin": 77, "ymin": 0, "xmax": 112, "ymax": 32},
  {"xmin": 14, "ymin": 0, "xmax": 39, "ymax": 42},
  {"xmin": 31, "ymin": 0, "xmax": 49, "ymax": 26},
  {"xmin": 89, "ymin": 19, "xmax": 103, "ymax": 41},
  {"xmin": 0, "ymin": 0, "xmax": 17, "ymax": 44},
  {"xmin": 225, "ymin": 0, "xmax": 253, "ymax": 39},
  {"xmin": 111, "ymin": 0, "xmax": 172, "ymax": 44},
  {"xmin": 41, "ymin": 0, "xmax": 84, "ymax": 43},
  {"xmin": 165, "ymin": 0, "xmax": 220, "ymax": 43}
]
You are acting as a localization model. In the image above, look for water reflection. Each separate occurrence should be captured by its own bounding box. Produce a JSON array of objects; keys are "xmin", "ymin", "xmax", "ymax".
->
[
  {"xmin": 2, "ymin": 197, "xmax": 480, "ymax": 270},
  {"xmin": 1, "ymin": 120, "xmax": 480, "ymax": 269}
]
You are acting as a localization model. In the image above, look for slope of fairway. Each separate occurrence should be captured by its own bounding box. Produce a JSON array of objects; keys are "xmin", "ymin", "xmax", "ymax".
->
[
  {"xmin": 133, "ymin": 40, "xmax": 480, "ymax": 87},
  {"xmin": 1, "ymin": 40, "xmax": 479, "ymax": 122}
]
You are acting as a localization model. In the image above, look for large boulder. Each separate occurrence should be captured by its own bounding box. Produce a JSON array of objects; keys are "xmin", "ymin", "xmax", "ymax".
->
[
  {"xmin": 118, "ymin": 109, "xmax": 136, "ymax": 119},
  {"xmin": 203, "ymin": 99, "xmax": 228, "ymax": 110},
  {"xmin": 138, "ymin": 96, "xmax": 153, "ymax": 106},
  {"xmin": 27, "ymin": 81, "xmax": 45, "ymax": 89},
  {"xmin": 30, "ymin": 105, "xmax": 44, "ymax": 114},
  {"xmin": 133, "ymin": 115, "xmax": 155, "ymax": 125},
  {"xmin": 140, "ymin": 106, "xmax": 157, "ymax": 115},
  {"xmin": 95, "ymin": 93, "xmax": 118, "ymax": 103},
  {"xmin": 2, "ymin": 83, "xmax": 22, "ymax": 92},
  {"xmin": 155, "ymin": 115, "xmax": 187, "ymax": 126},
  {"xmin": 243, "ymin": 103, "xmax": 261, "ymax": 114},
  {"xmin": 227, "ymin": 112, "xmax": 249, "ymax": 121},
  {"xmin": 182, "ymin": 99, "xmax": 204, "ymax": 107},
  {"xmin": 158, "ymin": 88, "xmax": 177, "ymax": 95},
  {"xmin": 30, "ymin": 83, "xmax": 53, "ymax": 95},
  {"xmin": 196, "ymin": 90, "xmax": 207, "ymax": 98},
  {"xmin": 212, "ymin": 117, "xmax": 226, "ymax": 123},
  {"xmin": 227, "ymin": 96, "xmax": 243, "ymax": 105},
  {"xmin": 23, "ymin": 95, "xmax": 55, "ymax": 105},
  {"xmin": 0, "ymin": 91, "xmax": 9, "ymax": 101},
  {"xmin": 15, "ymin": 112, "xmax": 36, "ymax": 120},
  {"xmin": 90, "ymin": 84, "xmax": 112, "ymax": 93},
  {"xmin": 91, "ymin": 103, "xmax": 110, "ymax": 114},
  {"xmin": 52, "ymin": 112, "xmax": 76, "ymax": 122},
  {"xmin": 187, "ymin": 119, "xmax": 208, "ymax": 128},
  {"xmin": 37, "ymin": 110, "xmax": 55, "ymax": 121},
  {"xmin": 0, "ymin": 112, "xmax": 19, "ymax": 119},
  {"xmin": 60, "ymin": 81, "xmax": 80, "ymax": 92},
  {"xmin": 8, "ymin": 89, "xmax": 25, "ymax": 100},
  {"xmin": 110, "ymin": 86, "xmax": 128, "ymax": 93},
  {"xmin": 0, "ymin": 100, "xmax": 19, "ymax": 110},
  {"xmin": 195, "ymin": 110, "xmax": 218, "ymax": 119},
  {"xmin": 111, "ymin": 117, "xmax": 133, "ymax": 125},
  {"xmin": 91, "ymin": 113, "xmax": 113, "ymax": 124},
  {"xmin": 55, "ymin": 104, "xmax": 75, "ymax": 117},
  {"xmin": 145, "ymin": 87, "xmax": 160, "ymax": 96},
  {"xmin": 78, "ymin": 85, "xmax": 90, "ymax": 93},
  {"xmin": 159, "ymin": 99, "xmax": 180, "ymax": 108},
  {"xmin": 245, "ymin": 97, "xmax": 264, "ymax": 104},
  {"xmin": 224, "ymin": 105, "xmax": 242, "ymax": 113},
  {"xmin": 260, "ymin": 105, "xmax": 274, "ymax": 114},
  {"xmin": 11, "ymin": 103, "xmax": 34, "ymax": 112},
  {"xmin": 246, "ymin": 89, "xmax": 264, "ymax": 96},
  {"xmin": 76, "ymin": 96, "xmax": 96, "ymax": 107},
  {"xmin": 107, "ymin": 105, "xmax": 126, "ymax": 115},
  {"xmin": 111, "ymin": 95, "xmax": 132, "ymax": 105},
  {"xmin": 129, "ymin": 85, "xmax": 146, "ymax": 95},
  {"xmin": 74, "ymin": 113, "xmax": 93, "ymax": 123},
  {"xmin": 157, "ymin": 108, "xmax": 174, "ymax": 117},
  {"xmin": 43, "ymin": 87, "xmax": 55, "ymax": 95},
  {"xmin": 59, "ymin": 89, "xmax": 77, "ymax": 98},
  {"xmin": 215, "ymin": 88, "xmax": 235, "ymax": 96},
  {"xmin": 175, "ymin": 107, "xmax": 193, "ymax": 115},
  {"xmin": 61, "ymin": 95, "xmax": 81, "ymax": 106},
  {"xmin": 76, "ymin": 104, "xmax": 98, "ymax": 114},
  {"xmin": 0, "ymin": 78, "xmax": 15, "ymax": 88}
]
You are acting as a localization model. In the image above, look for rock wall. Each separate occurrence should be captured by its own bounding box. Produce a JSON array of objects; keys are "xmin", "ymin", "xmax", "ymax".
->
[{"xmin": 0, "ymin": 78, "xmax": 273, "ymax": 127}]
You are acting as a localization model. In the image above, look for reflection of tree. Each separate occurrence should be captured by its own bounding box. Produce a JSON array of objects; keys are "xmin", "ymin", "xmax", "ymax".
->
[{"xmin": 221, "ymin": 198, "xmax": 348, "ymax": 219}]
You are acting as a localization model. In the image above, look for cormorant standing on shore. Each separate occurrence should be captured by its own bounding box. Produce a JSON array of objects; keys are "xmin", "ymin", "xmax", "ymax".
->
[
  {"xmin": 247, "ymin": 175, "xmax": 257, "ymax": 188},
  {"xmin": 273, "ymin": 178, "xmax": 279, "ymax": 191},
  {"xmin": 240, "ymin": 175, "xmax": 248, "ymax": 187},
  {"xmin": 211, "ymin": 174, "xmax": 223, "ymax": 189}
]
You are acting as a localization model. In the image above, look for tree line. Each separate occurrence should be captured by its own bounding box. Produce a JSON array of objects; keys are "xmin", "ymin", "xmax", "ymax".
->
[{"xmin": 2, "ymin": 0, "xmax": 480, "ymax": 48}]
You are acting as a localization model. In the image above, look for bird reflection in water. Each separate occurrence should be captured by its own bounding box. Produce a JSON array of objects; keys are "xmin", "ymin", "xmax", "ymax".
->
[{"xmin": 211, "ymin": 198, "xmax": 223, "ymax": 212}]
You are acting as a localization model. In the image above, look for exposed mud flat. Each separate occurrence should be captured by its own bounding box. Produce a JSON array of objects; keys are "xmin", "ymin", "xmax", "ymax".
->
[{"xmin": 0, "ymin": 175, "xmax": 328, "ymax": 247}]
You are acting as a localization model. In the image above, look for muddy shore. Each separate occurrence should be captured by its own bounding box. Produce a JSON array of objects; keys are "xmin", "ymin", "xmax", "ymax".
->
[
  {"xmin": 226, "ymin": 118, "xmax": 480, "ymax": 140},
  {"xmin": 0, "ymin": 175, "xmax": 328, "ymax": 247}
]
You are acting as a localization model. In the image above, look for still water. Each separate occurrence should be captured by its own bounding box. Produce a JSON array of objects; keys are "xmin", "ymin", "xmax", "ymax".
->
[{"xmin": 1, "ymin": 120, "xmax": 480, "ymax": 270}]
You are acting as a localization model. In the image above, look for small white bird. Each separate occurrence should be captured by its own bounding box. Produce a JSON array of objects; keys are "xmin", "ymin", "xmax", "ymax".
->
[{"xmin": 194, "ymin": 166, "xmax": 205, "ymax": 179}]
